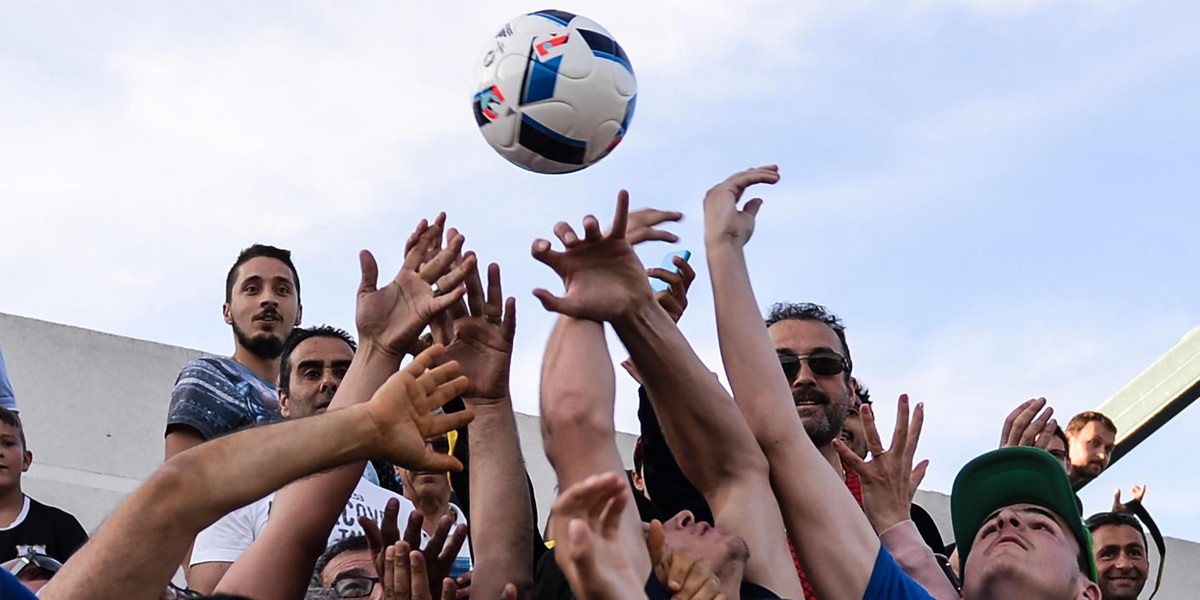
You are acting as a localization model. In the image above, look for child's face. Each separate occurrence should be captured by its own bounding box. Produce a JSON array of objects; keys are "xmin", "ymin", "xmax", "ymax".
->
[{"xmin": 0, "ymin": 422, "xmax": 30, "ymax": 488}]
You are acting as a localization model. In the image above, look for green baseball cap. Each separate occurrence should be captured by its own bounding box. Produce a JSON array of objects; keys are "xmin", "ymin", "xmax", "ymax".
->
[{"xmin": 951, "ymin": 447, "xmax": 1097, "ymax": 583}]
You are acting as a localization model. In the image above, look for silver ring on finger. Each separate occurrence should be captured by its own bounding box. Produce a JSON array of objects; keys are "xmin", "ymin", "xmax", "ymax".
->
[{"xmin": 431, "ymin": 282, "xmax": 442, "ymax": 296}]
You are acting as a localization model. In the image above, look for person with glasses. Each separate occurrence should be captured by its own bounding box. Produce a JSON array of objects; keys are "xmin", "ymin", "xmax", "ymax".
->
[
  {"xmin": 1086, "ymin": 512, "xmax": 1152, "ymax": 600},
  {"xmin": 3, "ymin": 548, "xmax": 61, "ymax": 593}
]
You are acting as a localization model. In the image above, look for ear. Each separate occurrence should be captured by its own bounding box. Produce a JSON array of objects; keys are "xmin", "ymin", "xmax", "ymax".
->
[
  {"xmin": 849, "ymin": 376, "xmax": 859, "ymax": 400},
  {"xmin": 21, "ymin": 449, "xmax": 32, "ymax": 472},
  {"xmin": 279, "ymin": 390, "xmax": 291, "ymax": 419},
  {"xmin": 294, "ymin": 304, "xmax": 303, "ymax": 326},
  {"xmin": 223, "ymin": 302, "xmax": 233, "ymax": 325},
  {"xmin": 1080, "ymin": 580, "xmax": 1102, "ymax": 600}
]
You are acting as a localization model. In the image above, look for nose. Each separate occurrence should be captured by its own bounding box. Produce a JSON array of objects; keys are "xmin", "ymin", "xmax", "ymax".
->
[
  {"xmin": 991, "ymin": 507, "xmax": 1024, "ymax": 530},
  {"xmin": 674, "ymin": 510, "xmax": 695, "ymax": 528},
  {"xmin": 319, "ymin": 370, "xmax": 339, "ymax": 393},
  {"xmin": 792, "ymin": 360, "xmax": 817, "ymax": 387}
]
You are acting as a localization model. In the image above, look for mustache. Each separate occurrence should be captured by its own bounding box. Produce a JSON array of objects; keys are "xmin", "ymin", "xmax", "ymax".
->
[
  {"xmin": 254, "ymin": 308, "xmax": 283, "ymax": 321},
  {"xmin": 793, "ymin": 386, "xmax": 830, "ymax": 405}
]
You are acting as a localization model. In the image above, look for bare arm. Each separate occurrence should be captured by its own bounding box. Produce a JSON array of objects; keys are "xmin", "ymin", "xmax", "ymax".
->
[
  {"xmin": 40, "ymin": 348, "xmax": 472, "ymax": 600},
  {"xmin": 531, "ymin": 194, "xmax": 800, "ymax": 598},
  {"xmin": 703, "ymin": 166, "xmax": 879, "ymax": 600},
  {"xmin": 218, "ymin": 220, "xmax": 475, "ymax": 600},
  {"xmin": 539, "ymin": 315, "xmax": 652, "ymax": 580},
  {"xmin": 449, "ymin": 261, "xmax": 532, "ymax": 598}
]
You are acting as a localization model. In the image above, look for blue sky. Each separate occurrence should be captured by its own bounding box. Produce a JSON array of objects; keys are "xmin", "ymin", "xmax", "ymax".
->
[{"xmin": 2, "ymin": 1, "xmax": 1199, "ymax": 541}]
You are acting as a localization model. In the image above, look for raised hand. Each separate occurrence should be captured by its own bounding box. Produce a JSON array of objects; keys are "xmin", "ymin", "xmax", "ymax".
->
[
  {"xmin": 1113, "ymin": 484, "xmax": 1147, "ymax": 513},
  {"xmin": 654, "ymin": 549, "xmax": 726, "ymax": 600},
  {"xmin": 357, "ymin": 217, "xmax": 477, "ymax": 359},
  {"xmin": 551, "ymin": 473, "xmax": 648, "ymax": 600},
  {"xmin": 702, "ymin": 166, "xmax": 780, "ymax": 248},
  {"xmin": 999, "ymin": 397, "xmax": 1058, "ymax": 449},
  {"xmin": 834, "ymin": 395, "xmax": 929, "ymax": 533},
  {"xmin": 361, "ymin": 345, "xmax": 474, "ymax": 471},
  {"xmin": 441, "ymin": 260, "xmax": 516, "ymax": 403},
  {"xmin": 532, "ymin": 191, "xmax": 665, "ymax": 322},
  {"xmin": 626, "ymin": 207, "xmax": 682, "ymax": 245},
  {"xmin": 649, "ymin": 253, "xmax": 695, "ymax": 323},
  {"xmin": 381, "ymin": 541, "xmax": 458, "ymax": 600}
]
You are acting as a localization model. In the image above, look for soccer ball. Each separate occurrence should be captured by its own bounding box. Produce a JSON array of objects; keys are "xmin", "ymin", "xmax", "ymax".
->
[{"xmin": 472, "ymin": 10, "xmax": 637, "ymax": 174}]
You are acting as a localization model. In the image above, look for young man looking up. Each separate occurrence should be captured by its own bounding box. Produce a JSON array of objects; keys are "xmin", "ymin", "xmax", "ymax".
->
[
  {"xmin": 165, "ymin": 244, "xmax": 303, "ymax": 460},
  {"xmin": 0, "ymin": 407, "xmax": 88, "ymax": 563},
  {"xmin": 1065, "ymin": 411, "xmax": 1117, "ymax": 488}
]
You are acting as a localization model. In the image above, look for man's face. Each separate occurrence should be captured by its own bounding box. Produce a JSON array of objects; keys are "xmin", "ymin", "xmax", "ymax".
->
[
  {"xmin": 280, "ymin": 336, "xmax": 354, "ymax": 418},
  {"xmin": 1043, "ymin": 433, "xmax": 1071, "ymax": 473},
  {"xmin": 1092, "ymin": 524, "xmax": 1149, "ymax": 600},
  {"xmin": 321, "ymin": 548, "xmax": 381, "ymax": 600},
  {"xmin": 0, "ymin": 557, "xmax": 52, "ymax": 593},
  {"xmin": 964, "ymin": 504, "xmax": 1095, "ymax": 598},
  {"xmin": 224, "ymin": 256, "xmax": 301, "ymax": 360},
  {"xmin": 660, "ymin": 510, "xmax": 749, "ymax": 582},
  {"xmin": 0, "ymin": 423, "xmax": 31, "ymax": 490},
  {"xmin": 399, "ymin": 437, "xmax": 452, "ymax": 503},
  {"xmin": 1068, "ymin": 422, "xmax": 1116, "ymax": 481},
  {"xmin": 840, "ymin": 392, "xmax": 868, "ymax": 460},
  {"xmin": 767, "ymin": 319, "xmax": 851, "ymax": 448}
]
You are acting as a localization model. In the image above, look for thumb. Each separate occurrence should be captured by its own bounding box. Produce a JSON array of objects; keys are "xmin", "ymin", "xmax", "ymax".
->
[
  {"xmin": 743, "ymin": 197, "xmax": 764, "ymax": 217},
  {"xmin": 359, "ymin": 250, "xmax": 380, "ymax": 293}
]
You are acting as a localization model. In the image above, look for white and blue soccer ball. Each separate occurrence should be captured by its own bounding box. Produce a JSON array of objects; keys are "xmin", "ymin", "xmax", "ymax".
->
[{"xmin": 473, "ymin": 10, "xmax": 637, "ymax": 174}]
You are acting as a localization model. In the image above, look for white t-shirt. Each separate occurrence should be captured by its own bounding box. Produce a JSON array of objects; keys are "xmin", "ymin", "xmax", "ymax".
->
[{"xmin": 191, "ymin": 477, "xmax": 419, "ymax": 566}]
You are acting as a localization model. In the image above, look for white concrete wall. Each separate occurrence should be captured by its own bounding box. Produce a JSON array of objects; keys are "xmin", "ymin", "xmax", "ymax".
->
[{"xmin": 1, "ymin": 312, "xmax": 1193, "ymax": 598}]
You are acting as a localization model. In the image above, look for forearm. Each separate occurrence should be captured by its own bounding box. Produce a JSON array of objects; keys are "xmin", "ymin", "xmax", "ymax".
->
[
  {"xmin": 217, "ymin": 342, "xmax": 400, "ymax": 599},
  {"xmin": 705, "ymin": 242, "xmax": 798, "ymax": 448},
  {"xmin": 612, "ymin": 300, "xmax": 767, "ymax": 493},
  {"xmin": 468, "ymin": 399, "xmax": 533, "ymax": 598},
  {"xmin": 41, "ymin": 407, "xmax": 380, "ymax": 600},
  {"xmin": 539, "ymin": 317, "xmax": 620, "ymax": 489},
  {"xmin": 539, "ymin": 316, "xmax": 651, "ymax": 578}
]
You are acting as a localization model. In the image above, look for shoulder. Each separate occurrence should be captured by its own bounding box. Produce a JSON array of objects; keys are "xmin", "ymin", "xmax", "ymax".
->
[
  {"xmin": 26, "ymin": 498, "xmax": 84, "ymax": 527},
  {"xmin": 864, "ymin": 546, "xmax": 937, "ymax": 600}
]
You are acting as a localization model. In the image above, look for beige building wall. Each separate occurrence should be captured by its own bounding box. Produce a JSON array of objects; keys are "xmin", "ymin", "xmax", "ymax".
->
[{"xmin": 1, "ymin": 312, "xmax": 1193, "ymax": 598}]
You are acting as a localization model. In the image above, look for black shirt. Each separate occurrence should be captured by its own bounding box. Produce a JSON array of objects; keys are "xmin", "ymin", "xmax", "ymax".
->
[{"xmin": 0, "ymin": 496, "xmax": 88, "ymax": 562}]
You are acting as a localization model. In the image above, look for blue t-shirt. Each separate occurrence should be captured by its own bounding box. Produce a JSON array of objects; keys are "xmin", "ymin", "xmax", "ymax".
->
[
  {"xmin": 166, "ymin": 356, "xmax": 281, "ymax": 440},
  {"xmin": 0, "ymin": 342, "xmax": 17, "ymax": 412},
  {"xmin": 864, "ymin": 546, "xmax": 936, "ymax": 600},
  {"xmin": 1, "ymin": 568, "xmax": 39, "ymax": 600}
]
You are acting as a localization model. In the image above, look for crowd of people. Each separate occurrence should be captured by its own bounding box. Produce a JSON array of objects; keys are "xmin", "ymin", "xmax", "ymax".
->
[{"xmin": 0, "ymin": 166, "xmax": 1167, "ymax": 600}]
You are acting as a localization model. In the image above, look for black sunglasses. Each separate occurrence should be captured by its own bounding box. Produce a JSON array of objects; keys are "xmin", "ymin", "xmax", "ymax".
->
[{"xmin": 778, "ymin": 350, "xmax": 848, "ymax": 381}]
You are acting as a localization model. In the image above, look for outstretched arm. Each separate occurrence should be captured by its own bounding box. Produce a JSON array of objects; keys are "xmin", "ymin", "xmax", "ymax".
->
[
  {"xmin": 218, "ymin": 218, "xmax": 475, "ymax": 600},
  {"xmin": 40, "ymin": 347, "xmax": 472, "ymax": 600},
  {"xmin": 539, "ymin": 312, "xmax": 653, "ymax": 584},
  {"xmin": 532, "ymin": 194, "xmax": 801, "ymax": 598},
  {"xmin": 446, "ymin": 259, "xmax": 532, "ymax": 599},
  {"xmin": 703, "ymin": 166, "xmax": 878, "ymax": 600}
]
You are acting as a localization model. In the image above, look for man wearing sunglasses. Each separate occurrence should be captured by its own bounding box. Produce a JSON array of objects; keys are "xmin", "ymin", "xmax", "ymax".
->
[{"xmin": 766, "ymin": 302, "xmax": 857, "ymax": 479}]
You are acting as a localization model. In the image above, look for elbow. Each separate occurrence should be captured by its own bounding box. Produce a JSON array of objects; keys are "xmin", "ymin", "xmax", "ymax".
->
[{"xmin": 541, "ymin": 393, "xmax": 616, "ymax": 458}]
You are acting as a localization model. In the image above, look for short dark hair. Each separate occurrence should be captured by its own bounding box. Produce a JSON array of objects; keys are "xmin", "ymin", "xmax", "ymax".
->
[
  {"xmin": 313, "ymin": 535, "xmax": 370, "ymax": 586},
  {"xmin": 1065, "ymin": 411, "xmax": 1117, "ymax": 437},
  {"xmin": 279, "ymin": 326, "xmax": 357, "ymax": 396},
  {"xmin": 764, "ymin": 302, "xmax": 852, "ymax": 379},
  {"xmin": 1086, "ymin": 512, "xmax": 1148, "ymax": 548},
  {"xmin": 225, "ymin": 244, "xmax": 301, "ymax": 305},
  {"xmin": 852, "ymin": 379, "xmax": 871, "ymax": 406},
  {"xmin": 1052, "ymin": 424, "xmax": 1068, "ymax": 447},
  {"xmin": 0, "ymin": 406, "xmax": 26, "ymax": 450}
]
